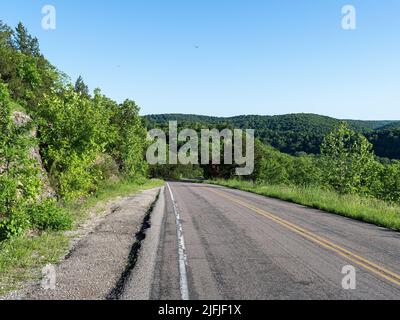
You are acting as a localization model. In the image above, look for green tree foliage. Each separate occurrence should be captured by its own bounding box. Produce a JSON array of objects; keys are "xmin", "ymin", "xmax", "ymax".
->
[
  {"xmin": 0, "ymin": 21, "xmax": 61, "ymax": 112},
  {"xmin": 74, "ymin": 75, "xmax": 90, "ymax": 97},
  {"xmin": 34, "ymin": 86, "xmax": 148, "ymax": 200},
  {"xmin": 0, "ymin": 82, "xmax": 71, "ymax": 239},
  {"xmin": 256, "ymin": 145, "xmax": 289, "ymax": 185},
  {"xmin": 29, "ymin": 198, "xmax": 72, "ymax": 231},
  {"xmin": 374, "ymin": 162, "xmax": 400, "ymax": 203},
  {"xmin": 13, "ymin": 22, "xmax": 40, "ymax": 56},
  {"xmin": 320, "ymin": 122, "xmax": 377, "ymax": 195},
  {"xmin": 254, "ymin": 143, "xmax": 322, "ymax": 187},
  {"xmin": 150, "ymin": 163, "xmax": 203, "ymax": 180},
  {"xmin": 367, "ymin": 129, "xmax": 400, "ymax": 160},
  {"xmin": 0, "ymin": 21, "xmax": 13, "ymax": 48},
  {"xmin": 146, "ymin": 114, "xmax": 400, "ymax": 159},
  {"xmin": 36, "ymin": 88, "xmax": 113, "ymax": 199},
  {"xmin": 0, "ymin": 21, "xmax": 151, "ymax": 241},
  {"xmin": 250, "ymin": 123, "xmax": 400, "ymax": 205},
  {"xmin": 286, "ymin": 155, "xmax": 322, "ymax": 187},
  {"xmin": 109, "ymin": 99, "xmax": 148, "ymax": 178}
]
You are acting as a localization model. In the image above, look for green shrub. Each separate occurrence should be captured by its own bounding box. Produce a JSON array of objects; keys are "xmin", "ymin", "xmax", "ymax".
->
[
  {"xmin": 0, "ymin": 211, "xmax": 31, "ymax": 241},
  {"xmin": 36, "ymin": 89, "xmax": 112, "ymax": 200},
  {"xmin": 29, "ymin": 199, "xmax": 72, "ymax": 231},
  {"xmin": 57, "ymin": 152, "xmax": 99, "ymax": 200}
]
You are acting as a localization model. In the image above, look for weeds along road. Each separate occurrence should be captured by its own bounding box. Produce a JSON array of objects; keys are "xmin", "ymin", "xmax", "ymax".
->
[{"xmin": 128, "ymin": 181, "xmax": 400, "ymax": 300}]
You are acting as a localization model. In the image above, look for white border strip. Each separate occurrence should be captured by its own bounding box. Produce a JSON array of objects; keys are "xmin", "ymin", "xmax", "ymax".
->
[{"xmin": 166, "ymin": 182, "xmax": 190, "ymax": 300}]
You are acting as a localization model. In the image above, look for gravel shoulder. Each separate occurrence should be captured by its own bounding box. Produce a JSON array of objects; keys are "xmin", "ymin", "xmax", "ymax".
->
[{"xmin": 7, "ymin": 187, "xmax": 161, "ymax": 300}]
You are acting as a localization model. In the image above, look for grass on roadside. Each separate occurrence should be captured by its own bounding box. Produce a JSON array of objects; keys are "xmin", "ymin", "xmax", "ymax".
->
[
  {"xmin": 0, "ymin": 178, "xmax": 164, "ymax": 296},
  {"xmin": 208, "ymin": 179, "xmax": 400, "ymax": 232},
  {"xmin": 0, "ymin": 232, "xmax": 69, "ymax": 296},
  {"xmin": 66, "ymin": 178, "xmax": 164, "ymax": 225}
]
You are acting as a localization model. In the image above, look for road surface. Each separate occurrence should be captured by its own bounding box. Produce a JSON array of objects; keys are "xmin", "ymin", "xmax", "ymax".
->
[{"xmin": 140, "ymin": 181, "xmax": 400, "ymax": 300}]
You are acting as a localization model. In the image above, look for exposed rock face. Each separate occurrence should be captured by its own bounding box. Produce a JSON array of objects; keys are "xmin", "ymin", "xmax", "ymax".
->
[
  {"xmin": 12, "ymin": 111, "xmax": 55, "ymax": 199},
  {"xmin": 12, "ymin": 111, "xmax": 32, "ymax": 126}
]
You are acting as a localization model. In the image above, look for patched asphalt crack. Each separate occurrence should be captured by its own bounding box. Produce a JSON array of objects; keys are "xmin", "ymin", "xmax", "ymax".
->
[{"xmin": 106, "ymin": 191, "xmax": 160, "ymax": 300}]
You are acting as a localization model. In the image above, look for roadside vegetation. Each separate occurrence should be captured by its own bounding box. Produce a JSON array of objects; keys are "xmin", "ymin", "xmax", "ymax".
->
[
  {"xmin": 0, "ymin": 178, "xmax": 163, "ymax": 296},
  {"xmin": 204, "ymin": 123, "xmax": 400, "ymax": 231},
  {"xmin": 0, "ymin": 21, "xmax": 163, "ymax": 294},
  {"xmin": 149, "ymin": 120, "xmax": 400, "ymax": 232},
  {"xmin": 208, "ymin": 180, "xmax": 400, "ymax": 231},
  {"xmin": 0, "ymin": 20, "xmax": 153, "ymax": 239}
]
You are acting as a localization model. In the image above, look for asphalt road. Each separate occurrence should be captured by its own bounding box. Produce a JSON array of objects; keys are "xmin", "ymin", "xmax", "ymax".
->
[{"xmin": 147, "ymin": 182, "xmax": 400, "ymax": 300}]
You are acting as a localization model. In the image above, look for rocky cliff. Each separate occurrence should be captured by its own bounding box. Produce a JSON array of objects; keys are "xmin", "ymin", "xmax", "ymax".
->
[{"xmin": 12, "ymin": 111, "xmax": 55, "ymax": 199}]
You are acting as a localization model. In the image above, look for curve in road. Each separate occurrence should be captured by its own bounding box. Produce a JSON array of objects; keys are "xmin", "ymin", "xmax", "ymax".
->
[{"xmin": 148, "ymin": 182, "xmax": 400, "ymax": 300}]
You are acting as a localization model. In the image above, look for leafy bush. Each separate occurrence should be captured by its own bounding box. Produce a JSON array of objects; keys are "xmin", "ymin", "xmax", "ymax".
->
[
  {"xmin": 321, "ymin": 122, "xmax": 377, "ymax": 195},
  {"xmin": 377, "ymin": 162, "xmax": 400, "ymax": 203},
  {"xmin": 286, "ymin": 156, "xmax": 322, "ymax": 187},
  {"xmin": 36, "ymin": 89, "xmax": 113, "ymax": 199},
  {"xmin": 57, "ymin": 152, "xmax": 99, "ymax": 200},
  {"xmin": 29, "ymin": 199, "xmax": 72, "ymax": 231},
  {"xmin": 0, "ymin": 211, "xmax": 31, "ymax": 241},
  {"xmin": 36, "ymin": 89, "xmax": 149, "ymax": 200}
]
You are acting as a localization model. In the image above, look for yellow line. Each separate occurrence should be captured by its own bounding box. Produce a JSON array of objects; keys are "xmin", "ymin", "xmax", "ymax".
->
[{"xmin": 205, "ymin": 187, "xmax": 400, "ymax": 287}]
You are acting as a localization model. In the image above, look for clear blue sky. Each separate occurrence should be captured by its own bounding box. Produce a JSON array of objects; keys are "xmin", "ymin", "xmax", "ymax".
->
[{"xmin": 1, "ymin": 0, "xmax": 399, "ymax": 119}]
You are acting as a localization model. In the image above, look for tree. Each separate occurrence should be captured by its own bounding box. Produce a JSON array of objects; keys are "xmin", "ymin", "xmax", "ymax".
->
[
  {"xmin": 110, "ymin": 99, "xmax": 148, "ymax": 177},
  {"xmin": 320, "ymin": 122, "xmax": 377, "ymax": 195},
  {"xmin": 74, "ymin": 76, "xmax": 90, "ymax": 97},
  {"xmin": 367, "ymin": 128, "xmax": 400, "ymax": 160},
  {"xmin": 256, "ymin": 145, "xmax": 289, "ymax": 185},
  {"xmin": 376, "ymin": 162, "xmax": 400, "ymax": 203},
  {"xmin": 37, "ymin": 87, "xmax": 112, "ymax": 199},
  {"xmin": 287, "ymin": 155, "xmax": 322, "ymax": 186},
  {"xmin": 13, "ymin": 22, "xmax": 40, "ymax": 56},
  {"xmin": 0, "ymin": 20, "xmax": 13, "ymax": 48}
]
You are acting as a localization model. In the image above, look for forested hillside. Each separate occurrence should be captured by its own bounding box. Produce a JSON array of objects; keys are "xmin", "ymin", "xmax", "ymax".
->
[
  {"xmin": 145, "ymin": 114, "xmax": 400, "ymax": 159},
  {"xmin": 0, "ymin": 21, "xmax": 149, "ymax": 240}
]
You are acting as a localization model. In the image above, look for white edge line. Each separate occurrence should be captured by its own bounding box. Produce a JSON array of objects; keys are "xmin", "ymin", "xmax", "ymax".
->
[{"xmin": 166, "ymin": 182, "xmax": 190, "ymax": 300}]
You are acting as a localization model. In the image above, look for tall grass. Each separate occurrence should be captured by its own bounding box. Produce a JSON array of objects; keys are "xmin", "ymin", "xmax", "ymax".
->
[{"xmin": 209, "ymin": 179, "xmax": 400, "ymax": 232}]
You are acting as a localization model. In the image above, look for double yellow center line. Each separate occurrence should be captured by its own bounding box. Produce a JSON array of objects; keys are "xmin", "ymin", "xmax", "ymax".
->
[{"xmin": 205, "ymin": 187, "xmax": 400, "ymax": 288}]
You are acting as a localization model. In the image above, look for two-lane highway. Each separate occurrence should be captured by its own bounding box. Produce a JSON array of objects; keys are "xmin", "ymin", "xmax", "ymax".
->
[{"xmin": 149, "ymin": 182, "xmax": 400, "ymax": 300}]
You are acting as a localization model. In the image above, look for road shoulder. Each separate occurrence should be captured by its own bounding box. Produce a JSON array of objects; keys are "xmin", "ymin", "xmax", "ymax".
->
[
  {"xmin": 121, "ymin": 186, "xmax": 166, "ymax": 300},
  {"xmin": 6, "ymin": 187, "xmax": 161, "ymax": 300}
]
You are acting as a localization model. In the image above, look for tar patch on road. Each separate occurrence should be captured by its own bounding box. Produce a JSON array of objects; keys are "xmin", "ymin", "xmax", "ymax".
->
[{"xmin": 106, "ymin": 191, "xmax": 160, "ymax": 300}]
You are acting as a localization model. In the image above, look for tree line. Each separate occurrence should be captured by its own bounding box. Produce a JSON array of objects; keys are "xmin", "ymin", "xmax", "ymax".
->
[
  {"xmin": 147, "ymin": 120, "xmax": 400, "ymax": 205},
  {"xmin": 146, "ymin": 114, "xmax": 400, "ymax": 160}
]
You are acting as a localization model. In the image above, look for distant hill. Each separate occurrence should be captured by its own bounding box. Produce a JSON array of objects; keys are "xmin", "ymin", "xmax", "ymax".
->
[
  {"xmin": 346, "ymin": 120, "xmax": 397, "ymax": 131},
  {"xmin": 377, "ymin": 122, "xmax": 400, "ymax": 130},
  {"xmin": 144, "ymin": 113, "xmax": 400, "ymax": 159}
]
